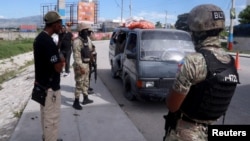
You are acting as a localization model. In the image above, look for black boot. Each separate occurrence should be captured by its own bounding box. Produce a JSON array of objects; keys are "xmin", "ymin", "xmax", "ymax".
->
[
  {"xmin": 82, "ymin": 95, "xmax": 93, "ymax": 105},
  {"xmin": 88, "ymin": 86, "xmax": 94, "ymax": 94},
  {"xmin": 88, "ymin": 89, "xmax": 94, "ymax": 95},
  {"xmin": 72, "ymin": 98, "xmax": 82, "ymax": 110}
]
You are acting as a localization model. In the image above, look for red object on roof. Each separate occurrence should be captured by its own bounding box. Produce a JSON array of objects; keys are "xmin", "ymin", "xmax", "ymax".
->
[{"xmin": 126, "ymin": 20, "xmax": 155, "ymax": 29}]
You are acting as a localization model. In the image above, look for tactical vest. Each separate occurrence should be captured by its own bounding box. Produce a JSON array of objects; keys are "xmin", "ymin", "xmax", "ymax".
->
[
  {"xmin": 180, "ymin": 49, "xmax": 239, "ymax": 120},
  {"xmin": 80, "ymin": 38, "xmax": 90, "ymax": 62}
]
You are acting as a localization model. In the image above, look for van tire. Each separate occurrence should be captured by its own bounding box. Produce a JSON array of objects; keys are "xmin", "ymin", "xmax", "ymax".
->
[
  {"xmin": 123, "ymin": 75, "xmax": 136, "ymax": 101},
  {"xmin": 111, "ymin": 64, "xmax": 118, "ymax": 79}
]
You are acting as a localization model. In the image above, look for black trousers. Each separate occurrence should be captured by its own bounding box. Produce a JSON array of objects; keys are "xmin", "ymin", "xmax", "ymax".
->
[{"xmin": 61, "ymin": 50, "xmax": 72, "ymax": 73}]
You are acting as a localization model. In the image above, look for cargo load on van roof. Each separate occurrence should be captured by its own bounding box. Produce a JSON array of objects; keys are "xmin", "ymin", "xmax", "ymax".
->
[{"xmin": 124, "ymin": 18, "xmax": 155, "ymax": 29}]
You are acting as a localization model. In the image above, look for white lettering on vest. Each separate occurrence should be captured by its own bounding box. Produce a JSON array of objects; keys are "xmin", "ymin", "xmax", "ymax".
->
[{"xmin": 224, "ymin": 74, "xmax": 238, "ymax": 82}]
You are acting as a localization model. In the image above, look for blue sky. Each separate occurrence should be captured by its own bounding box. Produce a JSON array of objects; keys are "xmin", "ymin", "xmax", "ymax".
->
[{"xmin": 0, "ymin": 0, "xmax": 248, "ymax": 25}]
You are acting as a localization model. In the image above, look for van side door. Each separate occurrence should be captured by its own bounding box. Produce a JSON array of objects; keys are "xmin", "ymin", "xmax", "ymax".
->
[{"xmin": 122, "ymin": 32, "xmax": 138, "ymax": 81}]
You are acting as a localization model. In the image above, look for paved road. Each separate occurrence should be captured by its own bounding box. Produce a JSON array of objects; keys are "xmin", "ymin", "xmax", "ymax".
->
[
  {"xmin": 96, "ymin": 40, "xmax": 250, "ymax": 141},
  {"xmin": 0, "ymin": 40, "xmax": 146, "ymax": 141},
  {"xmin": 1, "ymin": 40, "xmax": 250, "ymax": 141}
]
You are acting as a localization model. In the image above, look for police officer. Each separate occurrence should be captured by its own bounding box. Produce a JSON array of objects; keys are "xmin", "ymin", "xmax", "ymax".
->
[
  {"xmin": 164, "ymin": 4, "xmax": 239, "ymax": 141},
  {"xmin": 33, "ymin": 11, "xmax": 64, "ymax": 141},
  {"xmin": 72, "ymin": 22, "xmax": 94, "ymax": 110}
]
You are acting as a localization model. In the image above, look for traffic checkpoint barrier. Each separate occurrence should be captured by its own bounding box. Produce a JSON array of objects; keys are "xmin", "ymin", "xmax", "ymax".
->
[{"xmin": 235, "ymin": 51, "xmax": 240, "ymax": 70}]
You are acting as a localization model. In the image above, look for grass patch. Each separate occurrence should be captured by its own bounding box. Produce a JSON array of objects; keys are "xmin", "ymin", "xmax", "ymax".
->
[
  {"xmin": 0, "ymin": 59, "xmax": 34, "ymax": 87},
  {"xmin": 13, "ymin": 110, "xmax": 23, "ymax": 118},
  {"xmin": 0, "ymin": 38, "xmax": 34, "ymax": 86},
  {"xmin": 221, "ymin": 42, "xmax": 227, "ymax": 48},
  {"xmin": 0, "ymin": 39, "xmax": 33, "ymax": 60},
  {"xmin": 0, "ymin": 70, "xmax": 17, "ymax": 85}
]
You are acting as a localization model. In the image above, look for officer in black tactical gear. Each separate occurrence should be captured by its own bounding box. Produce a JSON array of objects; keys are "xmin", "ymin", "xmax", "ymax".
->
[{"xmin": 164, "ymin": 4, "xmax": 240, "ymax": 141}]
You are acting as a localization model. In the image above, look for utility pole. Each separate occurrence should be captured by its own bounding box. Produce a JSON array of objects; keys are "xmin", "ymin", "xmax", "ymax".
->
[
  {"xmin": 228, "ymin": 0, "xmax": 235, "ymax": 51},
  {"xmin": 121, "ymin": 0, "xmax": 123, "ymax": 24},
  {"xmin": 129, "ymin": 0, "xmax": 132, "ymax": 17},
  {"xmin": 165, "ymin": 11, "xmax": 167, "ymax": 28}
]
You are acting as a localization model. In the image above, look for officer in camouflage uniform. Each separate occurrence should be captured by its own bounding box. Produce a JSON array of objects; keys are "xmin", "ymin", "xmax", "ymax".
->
[
  {"xmin": 72, "ymin": 22, "xmax": 94, "ymax": 110},
  {"xmin": 164, "ymin": 4, "xmax": 239, "ymax": 141}
]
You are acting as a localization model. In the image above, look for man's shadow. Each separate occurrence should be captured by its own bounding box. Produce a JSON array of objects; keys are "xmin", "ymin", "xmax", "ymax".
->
[{"xmin": 60, "ymin": 84, "xmax": 75, "ymax": 107}]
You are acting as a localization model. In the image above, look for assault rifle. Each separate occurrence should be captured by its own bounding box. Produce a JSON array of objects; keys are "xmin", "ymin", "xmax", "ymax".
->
[
  {"xmin": 89, "ymin": 52, "xmax": 97, "ymax": 83},
  {"xmin": 163, "ymin": 111, "xmax": 180, "ymax": 141}
]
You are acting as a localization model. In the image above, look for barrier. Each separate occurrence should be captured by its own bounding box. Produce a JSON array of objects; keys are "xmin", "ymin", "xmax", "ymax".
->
[{"xmin": 235, "ymin": 51, "xmax": 240, "ymax": 70}]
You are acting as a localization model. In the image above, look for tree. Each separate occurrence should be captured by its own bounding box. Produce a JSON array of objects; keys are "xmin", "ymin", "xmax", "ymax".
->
[
  {"xmin": 238, "ymin": 5, "xmax": 250, "ymax": 24},
  {"xmin": 155, "ymin": 21, "xmax": 162, "ymax": 28}
]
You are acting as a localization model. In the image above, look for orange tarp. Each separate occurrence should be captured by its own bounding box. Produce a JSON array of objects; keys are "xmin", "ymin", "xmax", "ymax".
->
[{"xmin": 126, "ymin": 20, "xmax": 155, "ymax": 29}]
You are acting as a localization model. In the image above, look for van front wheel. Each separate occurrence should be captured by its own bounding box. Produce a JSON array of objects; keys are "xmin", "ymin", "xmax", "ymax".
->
[
  {"xmin": 123, "ymin": 75, "xmax": 136, "ymax": 101},
  {"xmin": 111, "ymin": 64, "xmax": 118, "ymax": 79}
]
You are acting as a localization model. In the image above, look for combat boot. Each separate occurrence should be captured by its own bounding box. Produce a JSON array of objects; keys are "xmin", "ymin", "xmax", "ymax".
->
[
  {"xmin": 88, "ymin": 87, "xmax": 94, "ymax": 94},
  {"xmin": 72, "ymin": 98, "xmax": 82, "ymax": 110},
  {"xmin": 82, "ymin": 95, "xmax": 93, "ymax": 105},
  {"xmin": 88, "ymin": 89, "xmax": 94, "ymax": 95},
  {"xmin": 88, "ymin": 87, "xmax": 93, "ymax": 91}
]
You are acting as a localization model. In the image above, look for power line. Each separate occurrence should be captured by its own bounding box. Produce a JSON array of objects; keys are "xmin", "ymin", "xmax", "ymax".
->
[
  {"xmin": 121, "ymin": 0, "xmax": 123, "ymax": 23},
  {"xmin": 114, "ymin": 0, "xmax": 121, "ymax": 8}
]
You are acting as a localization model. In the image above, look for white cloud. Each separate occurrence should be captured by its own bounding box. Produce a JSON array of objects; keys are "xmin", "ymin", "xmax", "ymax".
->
[
  {"xmin": 0, "ymin": 15, "xmax": 4, "ymax": 19},
  {"xmin": 237, "ymin": 4, "xmax": 246, "ymax": 10},
  {"xmin": 136, "ymin": 11, "xmax": 177, "ymax": 24},
  {"xmin": 99, "ymin": 11, "xmax": 178, "ymax": 25}
]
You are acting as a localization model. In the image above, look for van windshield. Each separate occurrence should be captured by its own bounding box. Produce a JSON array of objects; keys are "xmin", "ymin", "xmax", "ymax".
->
[{"xmin": 140, "ymin": 31, "xmax": 195, "ymax": 61}]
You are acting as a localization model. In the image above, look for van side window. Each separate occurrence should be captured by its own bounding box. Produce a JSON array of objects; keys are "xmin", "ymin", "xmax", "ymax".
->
[
  {"xmin": 111, "ymin": 31, "xmax": 117, "ymax": 43},
  {"xmin": 127, "ymin": 34, "xmax": 137, "ymax": 53},
  {"xmin": 116, "ymin": 31, "xmax": 127, "ymax": 54}
]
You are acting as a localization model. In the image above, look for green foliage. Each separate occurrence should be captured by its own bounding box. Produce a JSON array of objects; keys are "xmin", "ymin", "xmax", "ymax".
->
[
  {"xmin": 13, "ymin": 110, "xmax": 23, "ymax": 118},
  {"xmin": 155, "ymin": 21, "xmax": 162, "ymax": 28},
  {"xmin": 0, "ymin": 39, "xmax": 33, "ymax": 59},
  {"xmin": 0, "ymin": 70, "xmax": 17, "ymax": 85},
  {"xmin": 220, "ymin": 29, "xmax": 229, "ymax": 37},
  {"xmin": 0, "ymin": 60, "xmax": 34, "ymax": 85},
  {"xmin": 238, "ymin": 6, "xmax": 250, "ymax": 24},
  {"xmin": 221, "ymin": 42, "xmax": 227, "ymax": 49}
]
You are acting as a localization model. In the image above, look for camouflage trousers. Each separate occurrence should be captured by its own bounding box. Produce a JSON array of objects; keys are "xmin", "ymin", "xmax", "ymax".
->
[
  {"xmin": 165, "ymin": 119, "xmax": 208, "ymax": 141},
  {"xmin": 73, "ymin": 64, "xmax": 89, "ymax": 99}
]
